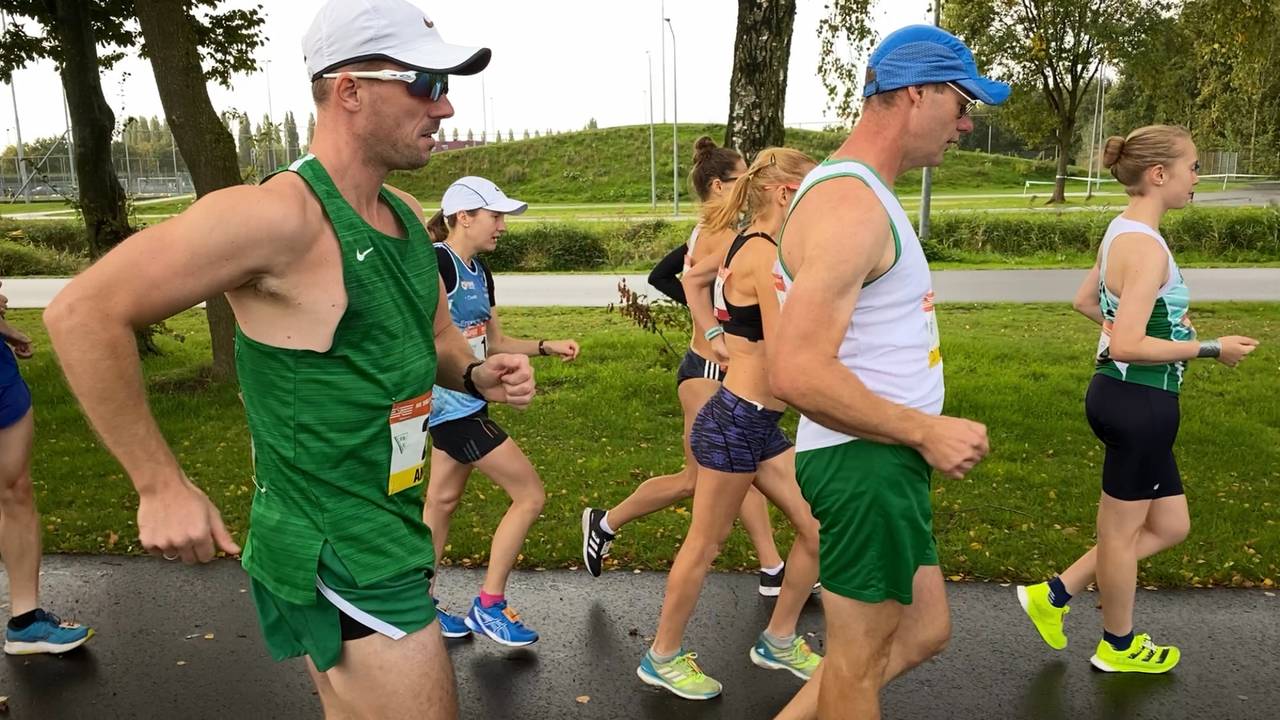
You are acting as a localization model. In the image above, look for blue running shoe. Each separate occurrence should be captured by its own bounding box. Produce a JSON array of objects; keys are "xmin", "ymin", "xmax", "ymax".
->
[
  {"xmin": 463, "ymin": 598, "xmax": 539, "ymax": 647},
  {"xmin": 4, "ymin": 609, "xmax": 93, "ymax": 655},
  {"xmin": 433, "ymin": 598, "xmax": 472, "ymax": 639}
]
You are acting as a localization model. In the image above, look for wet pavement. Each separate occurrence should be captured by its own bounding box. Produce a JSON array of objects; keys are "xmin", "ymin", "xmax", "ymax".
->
[{"xmin": 1, "ymin": 556, "xmax": 1277, "ymax": 719}]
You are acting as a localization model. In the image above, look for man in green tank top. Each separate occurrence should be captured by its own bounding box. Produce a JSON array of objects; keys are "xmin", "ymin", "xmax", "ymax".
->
[{"xmin": 43, "ymin": 1, "xmax": 531, "ymax": 716}]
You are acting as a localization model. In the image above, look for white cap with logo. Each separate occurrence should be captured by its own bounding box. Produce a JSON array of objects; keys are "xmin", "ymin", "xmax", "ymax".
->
[
  {"xmin": 441, "ymin": 177, "xmax": 528, "ymax": 216},
  {"xmin": 302, "ymin": 0, "xmax": 491, "ymax": 81}
]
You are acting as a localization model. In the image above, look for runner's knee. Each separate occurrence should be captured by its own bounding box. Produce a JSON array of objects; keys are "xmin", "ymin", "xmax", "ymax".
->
[
  {"xmin": 426, "ymin": 483, "xmax": 464, "ymax": 515},
  {"xmin": 0, "ymin": 470, "xmax": 33, "ymax": 509}
]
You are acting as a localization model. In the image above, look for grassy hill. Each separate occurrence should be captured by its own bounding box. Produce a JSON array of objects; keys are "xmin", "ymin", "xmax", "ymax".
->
[{"xmin": 391, "ymin": 123, "xmax": 1081, "ymax": 204}]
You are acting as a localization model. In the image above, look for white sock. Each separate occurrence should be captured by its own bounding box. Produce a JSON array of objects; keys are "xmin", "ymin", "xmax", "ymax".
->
[
  {"xmin": 599, "ymin": 512, "xmax": 616, "ymax": 536},
  {"xmin": 761, "ymin": 562, "xmax": 785, "ymax": 575}
]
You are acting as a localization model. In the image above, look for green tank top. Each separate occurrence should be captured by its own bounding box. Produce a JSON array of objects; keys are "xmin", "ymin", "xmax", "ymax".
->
[{"xmin": 237, "ymin": 154, "xmax": 439, "ymax": 604}]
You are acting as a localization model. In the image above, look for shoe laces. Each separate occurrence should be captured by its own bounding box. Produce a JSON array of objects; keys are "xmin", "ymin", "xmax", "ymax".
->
[{"xmin": 675, "ymin": 652, "xmax": 707, "ymax": 679}]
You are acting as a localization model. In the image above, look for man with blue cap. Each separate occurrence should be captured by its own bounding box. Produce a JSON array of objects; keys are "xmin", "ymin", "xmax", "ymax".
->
[{"xmin": 769, "ymin": 25, "xmax": 1009, "ymax": 718}]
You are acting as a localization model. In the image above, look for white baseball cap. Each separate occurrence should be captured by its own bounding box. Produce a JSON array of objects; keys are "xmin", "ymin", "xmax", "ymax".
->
[
  {"xmin": 303, "ymin": 0, "xmax": 491, "ymax": 81},
  {"xmin": 441, "ymin": 177, "xmax": 528, "ymax": 216}
]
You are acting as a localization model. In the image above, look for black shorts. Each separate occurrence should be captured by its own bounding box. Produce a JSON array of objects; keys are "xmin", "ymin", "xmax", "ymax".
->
[
  {"xmin": 1085, "ymin": 373, "xmax": 1184, "ymax": 501},
  {"xmin": 676, "ymin": 349, "xmax": 726, "ymax": 386},
  {"xmin": 428, "ymin": 407, "xmax": 509, "ymax": 465}
]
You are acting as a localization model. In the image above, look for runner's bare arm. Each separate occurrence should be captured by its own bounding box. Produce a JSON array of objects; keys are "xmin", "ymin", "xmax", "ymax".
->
[
  {"xmin": 485, "ymin": 308, "xmax": 579, "ymax": 361},
  {"xmin": 1107, "ymin": 234, "xmax": 1204, "ymax": 363},
  {"xmin": 770, "ymin": 181, "xmax": 931, "ymax": 446},
  {"xmin": 1073, "ymin": 259, "xmax": 1104, "ymax": 325},
  {"xmin": 681, "ymin": 245, "xmax": 724, "ymax": 341},
  {"xmin": 44, "ymin": 182, "xmax": 313, "ymax": 493}
]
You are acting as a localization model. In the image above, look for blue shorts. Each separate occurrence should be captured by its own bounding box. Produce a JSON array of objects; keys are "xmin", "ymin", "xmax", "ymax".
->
[
  {"xmin": 0, "ymin": 372, "xmax": 31, "ymax": 429},
  {"xmin": 690, "ymin": 387, "xmax": 792, "ymax": 474}
]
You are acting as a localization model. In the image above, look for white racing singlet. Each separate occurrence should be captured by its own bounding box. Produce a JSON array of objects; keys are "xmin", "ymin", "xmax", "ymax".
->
[{"xmin": 774, "ymin": 159, "xmax": 945, "ymax": 452}]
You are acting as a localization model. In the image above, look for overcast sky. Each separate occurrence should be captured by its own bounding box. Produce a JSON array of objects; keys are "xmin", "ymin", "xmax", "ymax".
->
[{"xmin": 2, "ymin": 0, "xmax": 934, "ymax": 149}]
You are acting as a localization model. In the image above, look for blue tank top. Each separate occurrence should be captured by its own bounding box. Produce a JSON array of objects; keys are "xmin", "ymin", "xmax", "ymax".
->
[{"xmin": 430, "ymin": 242, "xmax": 494, "ymax": 425}]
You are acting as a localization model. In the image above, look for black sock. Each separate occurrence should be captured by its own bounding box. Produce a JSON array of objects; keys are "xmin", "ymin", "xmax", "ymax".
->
[
  {"xmin": 1047, "ymin": 576, "xmax": 1071, "ymax": 608},
  {"xmin": 1103, "ymin": 629, "xmax": 1134, "ymax": 652},
  {"xmin": 7, "ymin": 609, "xmax": 42, "ymax": 630}
]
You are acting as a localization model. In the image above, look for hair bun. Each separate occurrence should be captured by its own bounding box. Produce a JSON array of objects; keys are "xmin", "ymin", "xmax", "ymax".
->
[
  {"xmin": 1101, "ymin": 136, "xmax": 1126, "ymax": 169},
  {"xmin": 693, "ymin": 135, "xmax": 718, "ymax": 162}
]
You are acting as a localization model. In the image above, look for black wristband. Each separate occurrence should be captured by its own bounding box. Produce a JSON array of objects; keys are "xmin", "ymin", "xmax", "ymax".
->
[
  {"xmin": 462, "ymin": 361, "xmax": 485, "ymax": 399},
  {"xmin": 538, "ymin": 339, "xmax": 548, "ymax": 356}
]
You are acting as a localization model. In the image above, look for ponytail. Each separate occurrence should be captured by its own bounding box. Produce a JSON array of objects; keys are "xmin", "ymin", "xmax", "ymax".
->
[{"xmin": 426, "ymin": 209, "xmax": 450, "ymax": 242}]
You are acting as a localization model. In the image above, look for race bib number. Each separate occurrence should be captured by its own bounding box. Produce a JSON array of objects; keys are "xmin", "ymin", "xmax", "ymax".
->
[
  {"xmin": 388, "ymin": 391, "xmax": 432, "ymax": 496},
  {"xmin": 923, "ymin": 291, "xmax": 941, "ymax": 368},
  {"xmin": 713, "ymin": 266, "xmax": 731, "ymax": 322},
  {"xmin": 462, "ymin": 323, "xmax": 488, "ymax": 361}
]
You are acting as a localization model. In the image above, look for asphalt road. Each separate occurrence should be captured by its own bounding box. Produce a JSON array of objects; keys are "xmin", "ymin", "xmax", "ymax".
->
[{"xmin": 1, "ymin": 556, "xmax": 1276, "ymax": 719}]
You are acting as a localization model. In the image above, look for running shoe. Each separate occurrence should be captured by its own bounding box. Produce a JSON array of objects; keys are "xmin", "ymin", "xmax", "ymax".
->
[
  {"xmin": 4, "ymin": 609, "xmax": 93, "ymax": 655},
  {"xmin": 1090, "ymin": 633, "xmax": 1180, "ymax": 674},
  {"xmin": 432, "ymin": 598, "xmax": 472, "ymax": 639},
  {"xmin": 636, "ymin": 649, "xmax": 723, "ymax": 700},
  {"xmin": 582, "ymin": 507, "xmax": 615, "ymax": 578},
  {"xmin": 758, "ymin": 565, "xmax": 785, "ymax": 597},
  {"xmin": 749, "ymin": 634, "xmax": 823, "ymax": 680},
  {"xmin": 759, "ymin": 565, "xmax": 822, "ymax": 598},
  {"xmin": 1017, "ymin": 582, "xmax": 1069, "ymax": 650},
  {"xmin": 464, "ymin": 598, "xmax": 539, "ymax": 647}
]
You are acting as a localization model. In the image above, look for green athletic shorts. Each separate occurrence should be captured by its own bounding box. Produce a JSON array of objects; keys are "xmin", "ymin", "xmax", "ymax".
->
[
  {"xmin": 249, "ymin": 542, "xmax": 436, "ymax": 672},
  {"xmin": 797, "ymin": 439, "xmax": 938, "ymax": 605}
]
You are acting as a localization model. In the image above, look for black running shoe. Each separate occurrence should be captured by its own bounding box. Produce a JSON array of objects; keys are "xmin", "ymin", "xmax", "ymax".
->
[
  {"xmin": 582, "ymin": 508, "xmax": 615, "ymax": 577},
  {"xmin": 759, "ymin": 564, "xmax": 785, "ymax": 597}
]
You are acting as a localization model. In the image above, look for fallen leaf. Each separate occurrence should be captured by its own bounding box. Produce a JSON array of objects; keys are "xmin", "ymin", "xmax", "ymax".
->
[
  {"xmin": 176, "ymin": 660, "xmax": 188, "ymax": 666},
  {"xmin": 576, "ymin": 696, "xmax": 590, "ymax": 704},
  {"xmin": 107, "ymin": 531, "xmax": 119, "ymax": 548},
  {"xmin": 184, "ymin": 633, "xmax": 201, "ymax": 640},
  {"xmin": 203, "ymin": 633, "xmax": 215, "ymax": 640}
]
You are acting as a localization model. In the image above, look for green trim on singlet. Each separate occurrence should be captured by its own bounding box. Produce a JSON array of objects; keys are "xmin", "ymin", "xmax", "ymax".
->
[{"xmin": 777, "ymin": 162, "xmax": 902, "ymax": 288}]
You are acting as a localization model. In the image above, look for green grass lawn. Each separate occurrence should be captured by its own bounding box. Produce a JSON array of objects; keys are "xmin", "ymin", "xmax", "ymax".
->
[{"xmin": 9, "ymin": 304, "xmax": 1278, "ymax": 588}]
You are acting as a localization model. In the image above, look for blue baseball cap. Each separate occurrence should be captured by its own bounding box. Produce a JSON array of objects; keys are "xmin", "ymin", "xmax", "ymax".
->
[{"xmin": 862, "ymin": 25, "xmax": 1010, "ymax": 106}]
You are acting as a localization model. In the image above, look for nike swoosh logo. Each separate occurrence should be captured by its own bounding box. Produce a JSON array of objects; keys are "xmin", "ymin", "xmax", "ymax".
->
[{"xmin": 356, "ymin": 247, "xmax": 373, "ymax": 261}]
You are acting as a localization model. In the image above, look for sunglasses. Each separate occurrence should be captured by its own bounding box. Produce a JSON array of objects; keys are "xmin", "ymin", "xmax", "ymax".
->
[
  {"xmin": 321, "ymin": 69, "xmax": 449, "ymax": 101},
  {"xmin": 944, "ymin": 81, "xmax": 979, "ymax": 117}
]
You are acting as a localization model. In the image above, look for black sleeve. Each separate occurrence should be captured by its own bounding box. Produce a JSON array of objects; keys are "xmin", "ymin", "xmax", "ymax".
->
[
  {"xmin": 479, "ymin": 259, "xmax": 496, "ymax": 307},
  {"xmin": 435, "ymin": 245, "xmax": 458, "ymax": 295},
  {"xmin": 648, "ymin": 242, "xmax": 688, "ymax": 305}
]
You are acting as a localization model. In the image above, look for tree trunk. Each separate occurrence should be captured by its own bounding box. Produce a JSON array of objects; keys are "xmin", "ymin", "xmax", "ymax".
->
[
  {"xmin": 135, "ymin": 0, "xmax": 242, "ymax": 384},
  {"xmin": 51, "ymin": 0, "xmax": 131, "ymax": 259},
  {"xmin": 725, "ymin": 0, "xmax": 796, "ymax": 162},
  {"xmin": 1052, "ymin": 119, "xmax": 1075, "ymax": 204}
]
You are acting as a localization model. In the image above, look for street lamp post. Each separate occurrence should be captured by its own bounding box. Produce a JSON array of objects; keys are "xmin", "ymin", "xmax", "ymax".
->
[
  {"xmin": 665, "ymin": 17, "xmax": 678, "ymax": 217},
  {"xmin": 2, "ymin": 11, "xmax": 31, "ymax": 202},
  {"xmin": 647, "ymin": 51, "xmax": 656, "ymax": 209},
  {"xmin": 918, "ymin": 0, "xmax": 942, "ymax": 241},
  {"xmin": 264, "ymin": 60, "xmax": 276, "ymax": 170}
]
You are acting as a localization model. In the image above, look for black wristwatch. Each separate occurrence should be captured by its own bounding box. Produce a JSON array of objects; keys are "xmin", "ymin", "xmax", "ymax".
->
[
  {"xmin": 538, "ymin": 339, "xmax": 549, "ymax": 356},
  {"xmin": 462, "ymin": 361, "xmax": 485, "ymax": 399}
]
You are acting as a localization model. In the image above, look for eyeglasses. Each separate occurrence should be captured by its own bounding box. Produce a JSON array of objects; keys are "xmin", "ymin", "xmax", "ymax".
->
[
  {"xmin": 944, "ymin": 81, "xmax": 979, "ymax": 118},
  {"xmin": 321, "ymin": 69, "xmax": 449, "ymax": 101}
]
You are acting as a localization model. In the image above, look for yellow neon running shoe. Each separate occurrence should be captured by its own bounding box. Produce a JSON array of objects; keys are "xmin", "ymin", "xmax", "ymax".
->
[
  {"xmin": 1017, "ymin": 582, "xmax": 1069, "ymax": 650},
  {"xmin": 1090, "ymin": 633, "xmax": 1181, "ymax": 674}
]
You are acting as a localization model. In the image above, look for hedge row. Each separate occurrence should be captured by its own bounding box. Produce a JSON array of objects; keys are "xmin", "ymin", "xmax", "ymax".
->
[
  {"xmin": 928, "ymin": 206, "xmax": 1280, "ymax": 259},
  {"xmin": 3, "ymin": 207, "xmax": 1277, "ymax": 276}
]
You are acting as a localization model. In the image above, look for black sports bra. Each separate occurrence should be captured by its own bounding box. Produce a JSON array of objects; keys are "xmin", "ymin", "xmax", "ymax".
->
[{"xmin": 712, "ymin": 231, "xmax": 775, "ymax": 342}]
